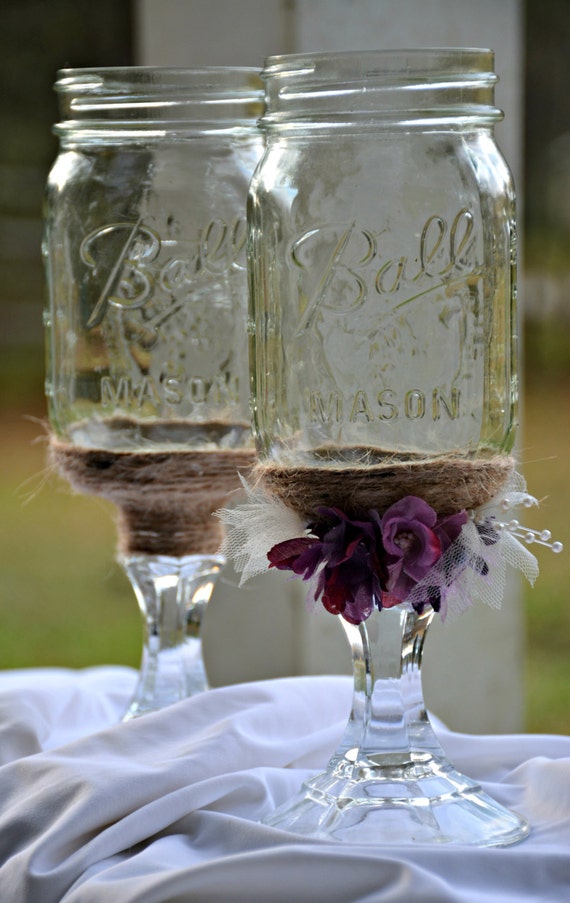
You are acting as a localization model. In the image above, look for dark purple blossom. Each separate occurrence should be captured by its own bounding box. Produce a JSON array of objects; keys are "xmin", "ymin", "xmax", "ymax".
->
[
  {"xmin": 267, "ymin": 497, "xmax": 468, "ymax": 624},
  {"xmin": 268, "ymin": 507, "xmax": 386, "ymax": 625}
]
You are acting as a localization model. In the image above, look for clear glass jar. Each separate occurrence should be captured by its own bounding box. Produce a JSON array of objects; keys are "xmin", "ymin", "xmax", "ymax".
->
[
  {"xmin": 248, "ymin": 49, "xmax": 517, "ymax": 467},
  {"xmin": 44, "ymin": 67, "xmax": 264, "ymax": 451}
]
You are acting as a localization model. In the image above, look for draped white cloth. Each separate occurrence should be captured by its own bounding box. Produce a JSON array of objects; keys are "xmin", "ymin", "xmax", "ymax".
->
[{"xmin": 0, "ymin": 667, "xmax": 568, "ymax": 902}]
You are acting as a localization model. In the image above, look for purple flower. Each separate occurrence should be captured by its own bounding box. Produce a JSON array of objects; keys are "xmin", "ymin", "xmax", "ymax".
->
[
  {"xmin": 381, "ymin": 497, "xmax": 467, "ymax": 606},
  {"xmin": 267, "ymin": 497, "xmax": 468, "ymax": 624},
  {"xmin": 268, "ymin": 507, "xmax": 386, "ymax": 625},
  {"xmin": 435, "ymin": 511, "xmax": 470, "ymax": 552}
]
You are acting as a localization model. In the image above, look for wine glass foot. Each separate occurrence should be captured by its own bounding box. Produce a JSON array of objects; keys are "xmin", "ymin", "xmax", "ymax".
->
[{"xmin": 263, "ymin": 751, "xmax": 530, "ymax": 846}]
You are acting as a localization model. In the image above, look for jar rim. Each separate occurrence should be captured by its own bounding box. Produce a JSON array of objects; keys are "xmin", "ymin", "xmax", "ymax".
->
[
  {"xmin": 260, "ymin": 47, "xmax": 501, "ymax": 129},
  {"xmin": 53, "ymin": 66, "xmax": 264, "ymax": 142},
  {"xmin": 55, "ymin": 66, "xmax": 263, "ymax": 89},
  {"xmin": 262, "ymin": 47, "xmax": 495, "ymax": 77}
]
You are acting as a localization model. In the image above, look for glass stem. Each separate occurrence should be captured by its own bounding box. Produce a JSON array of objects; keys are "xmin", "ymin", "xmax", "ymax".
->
[
  {"xmin": 263, "ymin": 603, "xmax": 529, "ymax": 845},
  {"xmin": 122, "ymin": 553, "xmax": 224, "ymax": 720},
  {"xmin": 332, "ymin": 605, "xmax": 443, "ymax": 771}
]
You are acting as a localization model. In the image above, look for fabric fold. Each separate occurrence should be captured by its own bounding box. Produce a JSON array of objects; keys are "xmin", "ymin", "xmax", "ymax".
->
[{"xmin": 0, "ymin": 668, "xmax": 567, "ymax": 902}]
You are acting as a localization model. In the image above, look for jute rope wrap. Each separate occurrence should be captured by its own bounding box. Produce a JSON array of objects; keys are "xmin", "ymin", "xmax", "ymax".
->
[
  {"xmin": 253, "ymin": 453, "xmax": 516, "ymax": 521},
  {"xmin": 50, "ymin": 437, "xmax": 255, "ymax": 557}
]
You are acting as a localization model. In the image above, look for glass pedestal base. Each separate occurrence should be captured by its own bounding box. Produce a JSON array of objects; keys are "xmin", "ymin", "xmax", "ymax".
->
[
  {"xmin": 264, "ymin": 749, "xmax": 529, "ymax": 846},
  {"xmin": 263, "ymin": 605, "xmax": 529, "ymax": 846}
]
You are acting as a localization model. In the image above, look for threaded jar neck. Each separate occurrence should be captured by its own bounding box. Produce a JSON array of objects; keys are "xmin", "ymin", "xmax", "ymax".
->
[
  {"xmin": 54, "ymin": 67, "xmax": 264, "ymax": 144},
  {"xmin": 261, "ymin": 48, "xmax": 502, "ymax": 131}
]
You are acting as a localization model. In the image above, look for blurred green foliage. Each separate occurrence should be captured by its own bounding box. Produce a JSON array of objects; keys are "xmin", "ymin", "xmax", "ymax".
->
[
  {"xmin": 520, "ymin": 332, "xmax": 570, "ymax": 734},
  {"xmin": 0, "ymin": 402, "xmax": 140, "ymax": 669}
]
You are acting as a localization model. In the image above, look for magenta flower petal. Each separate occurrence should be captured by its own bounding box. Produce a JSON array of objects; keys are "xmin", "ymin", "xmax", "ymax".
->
[
  {"xmin": 380, "ymin": 591, "xmax": 404, "ymax": 609},
  {"xmin": 381, "ymin": 496, "xmax": 446, "ymax": 599},
  {"xmin": 268, "ymin": 537, "xmax": 320, "ymax": 576},
  {"xmin": 382, "ymin": 496, "xmax": 437, "ymax": 531},
  {"xmin": 435, "ymin": 510, "xmax": 468, "ymax": 550},
  {"xmin": 321, "ymin": 568, "xmax": 347, "ymax": 616}
]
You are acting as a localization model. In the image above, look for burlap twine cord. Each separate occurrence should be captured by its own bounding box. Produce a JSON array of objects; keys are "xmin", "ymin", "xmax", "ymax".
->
[
  {"xmin": 50, "ymin": 437, "xmax": 255, "ymax": 557},
  {"xmin": 253, "ymin": 453, "xmax": 516, "ymax": 521}
]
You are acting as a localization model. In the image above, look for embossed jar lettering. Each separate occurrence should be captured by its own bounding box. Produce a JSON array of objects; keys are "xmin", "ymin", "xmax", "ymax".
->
[
  {"xmin": 44, "ymin": 68, "xmax": 263, "ymax": 450},
  {"xmin": 309, "ymin": 386, "xmax": 460, "ymax": 425}
]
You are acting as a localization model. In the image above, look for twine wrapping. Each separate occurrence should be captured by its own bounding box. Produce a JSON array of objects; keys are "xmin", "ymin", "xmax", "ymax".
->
[
  {"xmin": 253, "ymin": 452, "xmax": 516, "ymax": 520},
  {"xmin": 216, "ymin": 452, "xmax": 551, "ymax": 624},
  {"xmin": 50, "ymin": 436, "xmax": 255, "ymax": 557}
]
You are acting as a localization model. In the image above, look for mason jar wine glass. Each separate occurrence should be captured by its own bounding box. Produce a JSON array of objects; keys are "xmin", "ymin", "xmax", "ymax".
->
[
  {"xmin": 44, "ymin": 67, "xmax": 263, "ymax": 719},
  {"xmin": 246, "ymin": 48, "xmax": 531, "ymax": 845}
]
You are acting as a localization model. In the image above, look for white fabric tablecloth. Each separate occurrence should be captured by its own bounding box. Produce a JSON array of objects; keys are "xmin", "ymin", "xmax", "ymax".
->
[{"xmin": 0, "ymin": 667, "xmax": 568, "ymax": 902}]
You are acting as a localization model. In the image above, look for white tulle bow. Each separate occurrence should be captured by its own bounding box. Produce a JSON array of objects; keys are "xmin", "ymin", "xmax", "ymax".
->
[{"xmin": 217, "ymin": 475, "xmax": 306, "ymax": 584}]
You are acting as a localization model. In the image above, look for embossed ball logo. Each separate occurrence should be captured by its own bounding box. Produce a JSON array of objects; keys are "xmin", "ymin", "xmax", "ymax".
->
[
  {"xmin": 289, "ymin": 208, "xmax": 479, "ymax": 336},
  {"xmin": 79, "ymin": 217, "xmax": 248, "ymax": 414},
  {"xmin": 80, "ymin": 217, "xmax": 247, "ymax": 336}
]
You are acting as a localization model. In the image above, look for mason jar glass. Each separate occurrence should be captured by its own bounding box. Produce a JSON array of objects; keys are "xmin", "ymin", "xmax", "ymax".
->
[
  {"xmin": 44, "ymin": 67, "xmax": 264, "ymax": 451},
  {"xmin": 248, "ymin": 49, "xmax": 517, "ymax": 467}
]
